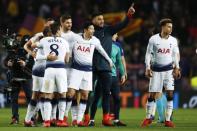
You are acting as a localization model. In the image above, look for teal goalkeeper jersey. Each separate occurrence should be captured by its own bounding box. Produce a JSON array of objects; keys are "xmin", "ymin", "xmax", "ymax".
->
[{"xmin": 111, "ymin": 42, "xmax": 125, "ymax": 77}]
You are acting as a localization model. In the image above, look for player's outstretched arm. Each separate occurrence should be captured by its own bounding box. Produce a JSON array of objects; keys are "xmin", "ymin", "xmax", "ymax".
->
[
  {"xmin": 24, "ymin": 39, "xmax": 37, "ymax": 58},
  {"xmin": 95, "ymin": 39, "xmax": 113, "ymax": 68},
  {"xmin": 109, "ymin": 3, "xmax": 135, "ymax": 35},
  {"xmin": 127, "ymin": 3, "xmax": 135, "ymax": 18}
]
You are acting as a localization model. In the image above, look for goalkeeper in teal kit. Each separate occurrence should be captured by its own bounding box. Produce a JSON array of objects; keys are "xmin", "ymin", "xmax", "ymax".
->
[{"xmin": 89, "ymin": 33, "xmax": 126, "ymax": 126}]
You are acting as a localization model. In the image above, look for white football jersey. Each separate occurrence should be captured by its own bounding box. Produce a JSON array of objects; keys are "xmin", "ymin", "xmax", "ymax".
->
[
  {"xmin": 145, "ymin": 33, "xmax": 179, "ymax": 68},
  {"xmin": 71, "ymin": 34, "xmax": 111, "ymax": 70},
  {"xmin": 30, "ymin": 32, "xmax": 45, "ymax": 62},
  {"xmin": 38, "ymin": 36, "xmax": 69, "ymax": 63},
  {"xmin": 30, "ymin": 32, "xmax": 46, "ymax": 78},
  {"xmin": 30, "ymin": 32, "xmax": 46, "ymax": 65},
  {"xmin": 34, "ymin": 42, "xmax": 45, "ymax": 62},
  {"xmin": 61, "ymin": 31, "xmax": 77, "ymax": 52}
]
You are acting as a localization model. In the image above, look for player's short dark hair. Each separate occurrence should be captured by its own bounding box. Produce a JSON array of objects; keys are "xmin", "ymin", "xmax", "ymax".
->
[
  {"xmin": 83, "ymin": 21, "xmax": 93, "ymax": 29},
  {"xmin": 43, "ymin": 26, "xmax": 52, "ymax": 36},
  {"xmin": 60, "ymin": 13, "xmax": 72, "ymax": 23},
  {"xmin": 159, "ymin": 18, "xmax": 173, "ymax": 27},
  {"xmin": 50, "ymin": 22, "xmax": 60, "ymax": 35},
  {"xmin": 91, "ymin": 11, "xmax": 103, "ymax": 19}
]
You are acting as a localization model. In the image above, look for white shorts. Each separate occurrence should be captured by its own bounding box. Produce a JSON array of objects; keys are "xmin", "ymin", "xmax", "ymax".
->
[
  {"xmin": 53, "ymin": 67, "xmax": 71, "ymax": 92},
  {"xmin": 32, "ymin": 61, "xmax": 46, "ymax": 77},
  {"xmin": 68, "ymin": 68, "xmax": 92, "ymax": 91},
  {"xmin": 41, "ymin": 68, "xmax": 67, "ymax": 94},
  {"xmin": 32, "ymin": 75, "xmax": 43, "ymax": 92},
  {"xmin": 149, "ymin": 70, "xmax": 174, "ymax": 92},
  {"xmin": 66, "ymin": 67, "xmax": 72, "ymax": 82}
]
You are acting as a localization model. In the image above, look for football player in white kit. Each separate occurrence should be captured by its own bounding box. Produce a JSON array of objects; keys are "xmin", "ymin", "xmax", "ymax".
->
[
  {"xmin": 60, "ymin": 14, "xmax": 81, "ymax": 125},
  {"xmin": 35, "ymin": 22, "xmax": 70, "ymax": 127},
  {"xmin": 44, "ymin": 15, "xmax": 74, "ymax": 126},
  {"xmin": 66, "ymin": 21, "xmax": 113, "ymax": 126},
  {"xmin": 23, "ymin": 19, "xmax": 55, "ymax": 126},
  {"xmin": 60, "ymin": 14, "xmax": 76, "ymax": 53},
  {"xmin": 141, "ymin": 18, "xmax": 181, "ymax": 128}
]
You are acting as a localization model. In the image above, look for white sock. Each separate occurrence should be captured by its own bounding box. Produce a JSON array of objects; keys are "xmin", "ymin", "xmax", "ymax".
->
[
  {"xmin": 51, "ymin": 104, "xmax": 57, "ymax": 120},
  {"xmin": 44, "ymin": 100, "xmax": 52, "ymax": 121},
  {"xmin": 25, "ymin": 103, "xmax": 36, "ymax": 122},
  {"xmin": 40, "ymin": 100, "xmax": 45, "ymax": 121},
  {"xmin": 146, "ymin": 100, "xmax": 155, "ymax": 119},
  {"xmin": 77, "ymin": 101, "xmax": 87, "ymax": 123},
  {"xmin": 71, "ymin": 105, "xmax": 78, "ymax": 121},
  {"xmin": 65, "ymin": 100, "xmax": 72, "ymax": 117},
  {"xmin": 166, "ymin": 100, "xmax": 173, "ymax": 121},
  {"xmin": 58, "ymin": 99, "xmax": 66, "ymax": 121},
  {"xmin": 152, "ymin": 102, "xmax": 156, "ymax": 116},
  {"xmin": 32, "ymin": 101, "xmax": 40, "ymax": 118}
]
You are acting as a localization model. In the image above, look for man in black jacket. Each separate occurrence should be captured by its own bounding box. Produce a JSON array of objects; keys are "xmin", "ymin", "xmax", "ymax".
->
[
  {"xmin": 84, "ymin": 4, "xmax": 135, "ymax": 126},
  {"xmin": 4, "ymin": 40, "xmax": 34, "ymax": 124}
]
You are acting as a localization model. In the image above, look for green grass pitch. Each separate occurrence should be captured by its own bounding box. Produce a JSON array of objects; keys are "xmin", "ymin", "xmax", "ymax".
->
[{"xmin": 0, "ymin": 108, "xmax": 197, "ymax": 131}]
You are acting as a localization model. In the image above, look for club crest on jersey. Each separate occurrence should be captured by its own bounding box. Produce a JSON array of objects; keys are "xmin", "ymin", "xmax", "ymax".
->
[
  {"xmin": 77, "ymin": 45, "xmax": 90, "ymax": 53},
  {"xmin": 157, "ymin": 48, "xmax": 170, "ymax": 54}
]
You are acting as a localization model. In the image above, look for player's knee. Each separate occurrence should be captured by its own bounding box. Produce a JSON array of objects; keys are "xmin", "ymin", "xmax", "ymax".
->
[
  {"xmin": 39, "ymin": 93, "xmax": 44, "ymax": 98},
  {"xmin": 59, "ymin": 92, "xmax": 66, "ymax": 98},
  {"xmin": 155, "ymin": 92, "xmax": 162, "ymax": 99},
  {"xmin": 80, "ymin": 93, "xmax": 88, "ymax": 100},
  {"xmin": 44, "ymin": 93, "xmax": 53, "ymax": 99},
  {"xmin": 67, "ymin": 89, "xmax": 76, "ymax": 98},
  {"xmin": 31, "ymin": 96, "xmax": 36, "ymax": 100},
  {"xmin": 31, "ymin": 92, "xmax": 38, "ymax": 100},
  {"xmin": 66, "ymin": 93, "xmax": 74, "ymax": 99}
]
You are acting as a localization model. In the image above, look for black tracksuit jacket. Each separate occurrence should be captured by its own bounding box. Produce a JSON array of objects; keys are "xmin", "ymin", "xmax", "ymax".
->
[{"xmin": 93, "ymin": 16, "xmax": 130, "ymax": 71}]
